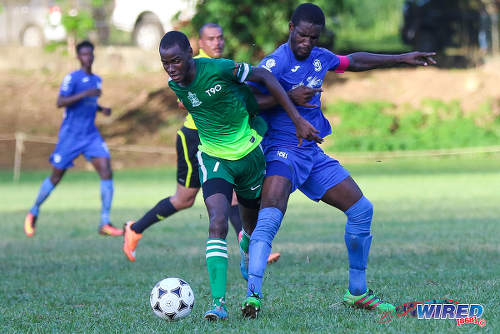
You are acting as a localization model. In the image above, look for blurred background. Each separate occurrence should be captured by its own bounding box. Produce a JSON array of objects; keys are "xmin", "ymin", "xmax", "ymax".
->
[{"xmin": 1, "ymin": 0, "xmax": 499, "ymax": 175}]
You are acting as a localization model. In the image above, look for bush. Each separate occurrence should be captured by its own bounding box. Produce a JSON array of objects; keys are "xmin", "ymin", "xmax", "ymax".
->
[{"xmin": 323, "ymin": 99, "xmax": 500, "ymax": 152}]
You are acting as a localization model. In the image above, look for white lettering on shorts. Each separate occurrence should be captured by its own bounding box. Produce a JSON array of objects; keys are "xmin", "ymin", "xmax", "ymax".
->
[{"xmin": 277, "ymin": 151, "xmax": 288, "ymax": 159}]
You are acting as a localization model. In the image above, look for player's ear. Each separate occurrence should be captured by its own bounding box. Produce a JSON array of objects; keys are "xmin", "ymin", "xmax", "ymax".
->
[
  {"xmin": 188, "ymin": 46, "xmax": 193, "ymax": 57},
  {"xmin": 289, "ymin": 22, "xmax": 294, "ymax": 34}
]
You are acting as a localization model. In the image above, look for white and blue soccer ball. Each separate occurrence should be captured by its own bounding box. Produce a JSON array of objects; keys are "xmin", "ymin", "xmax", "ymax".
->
[{"xmin": 149, "ymin": 277, "xmax": 194, "ymax": 321}]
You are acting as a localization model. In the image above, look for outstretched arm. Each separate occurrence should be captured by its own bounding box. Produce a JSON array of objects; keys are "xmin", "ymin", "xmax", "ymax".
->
[
  {"xmin": 346, "ymin": 51, "xmax": 437, "ymax": 72},
  {"xmin": 247, "ymin": 67, "xmax": 322, "ymax": 145},
  {"xmin": 57, "ymin": 88, "xmax": 101, "ymax": 108}
]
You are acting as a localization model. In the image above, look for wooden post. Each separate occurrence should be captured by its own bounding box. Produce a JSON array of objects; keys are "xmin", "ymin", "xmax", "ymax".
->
[{"xmin": 13, "ymin": 132, "xmax": 25, "ymax": 182}]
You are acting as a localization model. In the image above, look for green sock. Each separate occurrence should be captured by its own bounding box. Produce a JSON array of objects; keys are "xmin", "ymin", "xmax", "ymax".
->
[
  {"xmin": 206, "ymin": 239, "xmax": 228, "ymax": 307},
  {"xmin": 239, "ymin": 230, "xmax": 250, "ymax": 253}
]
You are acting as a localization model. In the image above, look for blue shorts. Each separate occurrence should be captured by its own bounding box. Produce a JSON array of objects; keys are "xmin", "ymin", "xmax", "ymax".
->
[
  {"xmin": 264, "ymin": 144, "xmax": 349, "ymax": 201},
  {"xmin": 50, "ymin": 133, "xmax": 110, "ymax": 169}
]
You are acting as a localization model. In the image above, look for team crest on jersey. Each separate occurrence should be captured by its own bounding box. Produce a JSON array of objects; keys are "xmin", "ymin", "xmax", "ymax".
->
[
  {"xmin": 306, "ymin": 76, "xmax": 322, "ymax": 88},
  {"xmin": 188, "ymin": 92, "xmax": 202, "ymax": 107},
  {"xmin": 263, "ymin": 58, "xmax": 276, "ymax": 71},
  {"xmin": 82, "ymin": 77, "xmax": 90, "ymax": 83},
  {"xmin": 313, "ymin": 59, "xmax": 322, "ymax": 72}
]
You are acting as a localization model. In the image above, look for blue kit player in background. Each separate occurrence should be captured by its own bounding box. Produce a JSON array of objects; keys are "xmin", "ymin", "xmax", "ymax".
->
[
  {"xmin": 241, "ymin": 3, "xmax": 437, "ymax": 318},
  {"xmin": 24, "ymin": 40, "xmax": 123, "ymax": 238}
]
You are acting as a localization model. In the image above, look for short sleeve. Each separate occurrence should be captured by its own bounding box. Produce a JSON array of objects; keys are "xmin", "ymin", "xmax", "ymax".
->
[
  {"xmin": 218, "ymin": 58, "xmax": 252, "ymax": 83},
  {"xmin": 247, "ymin": 55, "xmax": 284, "ymax": 94},
  {"xmin": 326, "ymin": 50, "xmax": 349, "ymax": 73},
  {"xmin": 59, "ymin": 74, "xmax": 75, "ymax": 97}
]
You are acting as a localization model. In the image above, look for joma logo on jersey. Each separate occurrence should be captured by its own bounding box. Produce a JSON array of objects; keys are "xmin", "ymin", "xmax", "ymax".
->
[
  {"xmin": 205, "ymin": 84, "xmax": 222, "ymax": 97},
  {"xmin": 277, "ymin": 151, "xmax": 288, "ymax": 159}
]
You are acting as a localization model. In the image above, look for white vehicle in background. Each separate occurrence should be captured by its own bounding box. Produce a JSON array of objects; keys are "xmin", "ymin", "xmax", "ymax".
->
[
  {"xmin": 111, "ymin": 0, "xmax": 197, "ymax": 50},
  {"xmin": 0, "ymin": 0, "xmax": 66, "ymax": 46}
]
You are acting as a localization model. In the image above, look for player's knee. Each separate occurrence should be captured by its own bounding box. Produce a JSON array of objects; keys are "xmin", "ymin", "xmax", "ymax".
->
[
  {"xmin": 345, "ymin": 196, "xmax": 373, "ymax": 235},
  {"xmin": 50, "ymin": 171, "xmax": 64, "ymax": 185},
  {"xmin": 99, "ymin": 169, "xmax": 112, "ymax": 180},
  {"xmin": 171, "ymin": 191, "xmax": 196, "ymax": 210},
  {"xmin": 260, "ymin": 196, "xmax": 287, "ymax": 213},
  {"xmin": 207, "ymin": 206, "xmax": 228, "ymax": 238}
]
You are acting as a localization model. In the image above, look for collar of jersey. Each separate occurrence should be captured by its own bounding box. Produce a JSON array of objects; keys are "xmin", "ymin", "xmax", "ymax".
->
[{"xmin": 196, "ymin": 48, "xmax": 211, "ymax": 59}]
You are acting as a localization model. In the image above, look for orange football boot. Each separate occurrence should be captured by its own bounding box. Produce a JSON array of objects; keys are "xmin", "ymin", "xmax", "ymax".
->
[
  {"xmin": 24, "ymin": 212, "xmax": 37, "ymax": 237},
  {"xmin": 122, "ymin": 221, "xmax": 142, "ymax": 262},
  {"xmin": 99, "ymin": 223, "xmax": 124, "ymax": 236}
]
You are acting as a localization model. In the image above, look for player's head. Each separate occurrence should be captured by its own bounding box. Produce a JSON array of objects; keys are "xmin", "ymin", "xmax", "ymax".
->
[
  {"xmin": 76, "ymin": 40, "xmax": 94, "ymax": 68},
  {"xmin": 159, "ymin": 31, "xmax": 194, "ymax": 84},
  {"xmin": 289, "ymin": 3, "xmax": 325, "ymax": 60},
  {"xmin": 198, "ymin": 23, "xmax": 224, "ymax": 58}
]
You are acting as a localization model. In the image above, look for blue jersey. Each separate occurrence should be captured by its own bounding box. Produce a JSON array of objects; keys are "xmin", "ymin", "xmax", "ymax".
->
[
  {"xmin": 253, "ymin": 43, "xmax": 343, "ymax": 147},
  {"xmin": 58, "ymin": 69, "xmax": 102, "ymax": 137}
]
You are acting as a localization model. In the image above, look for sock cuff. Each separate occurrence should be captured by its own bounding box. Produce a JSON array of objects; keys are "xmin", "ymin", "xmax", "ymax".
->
[
  {"xmin": 206, "ymin": 239, "xmax": 228, "ymax": 258},
  {"xmin": 100, "ymin": 179, "xmax": 113, "ymax": 186},
  {"xmin": 345, "ymin": 196, "xmax": 372, "ymax": 216},
  {"xmin": 160, "ymin": 197, "xmax": 177, "ymax": 213},
  {"xmin": 42, "ymin": 177, "xmax": 55, "ymax": 190},
  {"xmin": 241, "ymin": 229, "xmax": 250, "ymax": 239},
  {"xmin": 258, "ymin": 207, "xmax": 283, "ymax": 221}
]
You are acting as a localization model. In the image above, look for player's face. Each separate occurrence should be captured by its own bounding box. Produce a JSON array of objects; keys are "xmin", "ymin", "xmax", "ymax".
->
[
  {"xmin": 77, "ymin": 46, "xmax": 94, "ymax": 68},
  {"xmin": 289, "ymin": 21, "xmax": 322, "ymax": 60},
  {"xmin": 198, "ymin": 27, "xmax": 224, "ymax": 58},
  {"xmin": 160, "ymin": 44, "xmax": 193, "ymax": 84}
]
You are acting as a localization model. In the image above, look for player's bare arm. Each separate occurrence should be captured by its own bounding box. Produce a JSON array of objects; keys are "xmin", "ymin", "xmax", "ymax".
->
[
  {"xmin": 287, "ymin": 86, "xmax": 323, "ymax": 108},
  {"xmin": 252, "ymin": 86, "xmax": 322, "ymax": 109},
  {"xmin": 247, "ymin": 67, "xmax": 322, "ymax": 145},
  {"xmin": 345, "ymin": 51, "xmax": 437, "ymax": 72},
  {"xmin": 56, "ymin": 88, "xmax": 101, "ymax": 108}
]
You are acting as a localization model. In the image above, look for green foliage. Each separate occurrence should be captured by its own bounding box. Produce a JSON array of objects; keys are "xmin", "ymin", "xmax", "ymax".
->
[
  {"xmin": 61, "ymin": 10, "xmax": 95, "ymax": 39},
  {"xmin": 184, "ymin": 0, "xmax": 406, "ymax": 63},
  {"xmin": 56, "ymin": 0, "xmax": 112, "ymax": 40},
  {"xmin": 324, "ymin": 99, "xmax": 500, "ymax": 152}
]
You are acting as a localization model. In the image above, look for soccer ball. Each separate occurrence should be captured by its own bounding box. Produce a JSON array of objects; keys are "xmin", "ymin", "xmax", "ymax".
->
[{"xmin": 149, "ymin": 277, "xmax": 195, "ymax": 321}]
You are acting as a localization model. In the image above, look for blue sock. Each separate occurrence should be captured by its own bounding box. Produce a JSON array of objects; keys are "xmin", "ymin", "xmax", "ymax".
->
[
  {"xmin": 344, "ymin": 196, "xmax": 373, "ymax": 296},
  {"xmin": 247, "ymin": 207, "xmax": 283, "ymax": 298},
  {"xmin": 30, "ymin": 177, "xmax": 55, "ymax": 216},
  {"xmin": 100, "ymin": 179, "xmax": 114, "ymax": 226}
]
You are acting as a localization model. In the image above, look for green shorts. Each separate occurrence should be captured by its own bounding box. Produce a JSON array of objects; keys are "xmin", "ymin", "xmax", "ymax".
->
[{"xmin": 197, "ymin": 145, "xmax": 265, "ymax": 200}]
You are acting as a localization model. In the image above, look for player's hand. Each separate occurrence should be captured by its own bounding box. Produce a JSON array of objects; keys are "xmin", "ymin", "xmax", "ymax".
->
[
  {"xmin": 288, "ymin": 86, "xmax": 323, "ymax": 108},
  {"xmin": 85, "ymin": 88, "xmax": 102, "ymax": 97},
  {"xmin": 400, "ymin": 52, "xmax": 437, "ymax": 66},
  {"xmin": 295, "ymin": 117, "xmax": 323, "ymax": 146},
  {"xmin": 101, "ymin": 107, "xmax": 112, "ymax": 116}
]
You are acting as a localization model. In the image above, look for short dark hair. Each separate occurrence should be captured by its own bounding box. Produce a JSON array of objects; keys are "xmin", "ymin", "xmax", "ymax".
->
[
  {"xmin": 159, "ymin": 31, "xmax": 191, "ymax": 51},
  {"xmin": 199, "ymin": 23, "xmax": 223, "ymax": 39},
  {"xmin": 291, "ymin": 3, "xmax": 325, "ymax": 27},
  {"xmin": 76, "ymin": 40, "xmax": 94, "ymax": 54}
]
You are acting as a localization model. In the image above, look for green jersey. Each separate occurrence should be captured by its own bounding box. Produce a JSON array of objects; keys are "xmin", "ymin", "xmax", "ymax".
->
[{"xmin": 168, "ymin": 58, "xmax": 266, "ymax": 160}]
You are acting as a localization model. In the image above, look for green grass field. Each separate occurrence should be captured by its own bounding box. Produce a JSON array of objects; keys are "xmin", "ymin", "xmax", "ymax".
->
[{"xmin": 1, "ymin": 156, "xmax": 499, "ymax": 333}]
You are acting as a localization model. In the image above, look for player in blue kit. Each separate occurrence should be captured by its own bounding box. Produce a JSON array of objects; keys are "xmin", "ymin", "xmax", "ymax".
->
[
  {"xmin": 24, "ymin": 40, "xmax": 123, "ymax": 237},
  {"xmin": 240, "ymin": 3, "xmax": 437, "ymax": 318}
]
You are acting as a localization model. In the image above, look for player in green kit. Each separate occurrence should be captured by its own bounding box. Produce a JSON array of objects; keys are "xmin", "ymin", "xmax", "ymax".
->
[{"xmin": 159, "ymin": 31, "xmax": 322, "ymax": 321}]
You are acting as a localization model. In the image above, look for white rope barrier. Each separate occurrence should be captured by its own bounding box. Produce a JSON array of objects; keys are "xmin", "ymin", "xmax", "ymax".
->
[{"xmin": 2, "ymin": 132, "xmax": 499, "ymax": 181}]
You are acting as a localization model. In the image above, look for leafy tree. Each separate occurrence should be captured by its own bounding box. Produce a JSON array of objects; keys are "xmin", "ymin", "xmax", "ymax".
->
[{"xmin": 182, "ymin": 0, "xmax": 404, "ymax": 62}]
